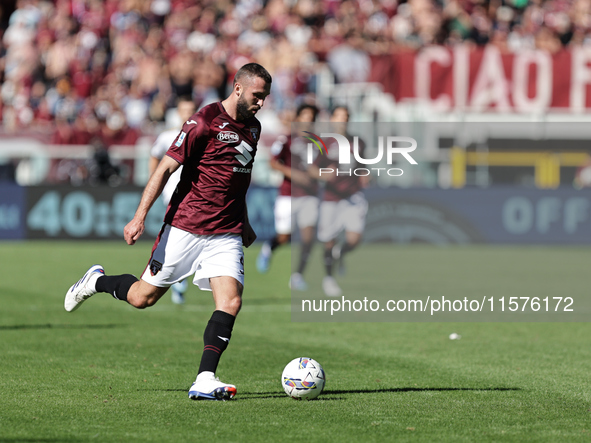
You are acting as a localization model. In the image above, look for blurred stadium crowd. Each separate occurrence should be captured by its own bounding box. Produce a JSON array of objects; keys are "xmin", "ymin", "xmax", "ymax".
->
[{"xmin": 1, "ymin": 0, "xmax": 590, "ymax": 144}]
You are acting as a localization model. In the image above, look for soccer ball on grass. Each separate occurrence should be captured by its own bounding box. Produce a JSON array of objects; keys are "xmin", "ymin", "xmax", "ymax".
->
[{"xmin": 281, "ymin": 357, "xmax": 325, "ymax": 400}]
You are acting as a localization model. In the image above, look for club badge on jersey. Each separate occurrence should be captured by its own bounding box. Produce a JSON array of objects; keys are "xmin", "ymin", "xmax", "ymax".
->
[{"xmin": 250, "ymin": 127, "xmax": 258, "ymax": 141}]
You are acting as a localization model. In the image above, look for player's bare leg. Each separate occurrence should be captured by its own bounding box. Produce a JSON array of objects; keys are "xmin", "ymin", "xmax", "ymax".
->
[
  {"xmin": 210, "ymin": 275, "xmax": 243, "ymax": 315},
  {"xmin": 300, "ymin": 225, "xmax": 315, "ymax": 247},
  {"xmin": 125, "ymin": 280, "xmax": 169, "ymax": 308},
  {"xmin": 189, "ymin": 276, "xmax": 242, "ymax": 401},
  {"xmin": 332, "ymin": 231, "xmax": 362, "ymax": 275},
  {"xmin": 345, "ymin": 231, "xmax": 362, "ymax": 248}
]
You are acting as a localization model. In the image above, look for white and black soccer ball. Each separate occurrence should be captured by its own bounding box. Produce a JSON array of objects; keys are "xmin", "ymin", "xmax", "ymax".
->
[{"xmin": 281, "ymin": 357, "xmax": 325, "ymax": 400}]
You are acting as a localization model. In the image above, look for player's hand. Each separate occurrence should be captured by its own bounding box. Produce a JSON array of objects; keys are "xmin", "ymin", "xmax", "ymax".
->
[
  {"xmin": 320, "ymin": 169, "xmax": 337, "ymax": 182},
  {"xmin": 124, "ymin": 218, "xmax": 145, "ymax": 245},
  {"xmin": 309, "ymin": 164, "xmax": 336, "ymax": 182},
  {"xmin": 291, "ymin": 169, "xmax": 313, "ymax": 187},
  {"xmin": 242, "ymin": 221, "xmax": 257, "ymax": 248},
  {"xmin": 360, "ymin": 175, "xmax": 371, "ymax": 188}
]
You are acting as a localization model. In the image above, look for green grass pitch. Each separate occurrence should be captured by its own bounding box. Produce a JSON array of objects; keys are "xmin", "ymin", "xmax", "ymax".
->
[{"xmin": 1, "ymin": 241, "xmax": 591, "ymax": 442}]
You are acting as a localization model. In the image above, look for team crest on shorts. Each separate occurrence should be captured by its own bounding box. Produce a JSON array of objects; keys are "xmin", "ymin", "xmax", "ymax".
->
[
  {"xmin": 150, "ymin": 259, "xmax": 162, "ymax": 276},
  {"xmin": 250, "ymin": 127, "xmax": 258, "ymax": 141}
]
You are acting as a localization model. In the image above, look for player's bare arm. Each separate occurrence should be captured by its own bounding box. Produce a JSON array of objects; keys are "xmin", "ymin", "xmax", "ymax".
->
[
  {"xmin": 270, "ymin": 158, "xmax": 313, "ymax": 186},
  {"xmin": 360, "ymin": 175, "xmax": 371, "ymax": 188},
  {"xmin": 270, "ymin": 157, "xmax": 291, "ymax": 178},
  {"xmin": 124, "ymin": 155, "xmax": 180, "ymax": 245},
  {"xmin": 148, "ymin": 155, "xmax": 160, "ymax": 177},
  {"xmin": 308, "ymin": 163, "xmax": 336, "ymax": 182}
]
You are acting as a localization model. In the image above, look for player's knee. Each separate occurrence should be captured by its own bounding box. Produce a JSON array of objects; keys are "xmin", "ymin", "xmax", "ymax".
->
[
  {"xmin": 349, "ymin": 236, "xmax": 362, "ymax": 248},
  {"xmin": 128, "ymin": 292, "xmax": 158, "ymax": 309},
  {"xmin": 128, "ymin": 297, "xmax": 149, "ymax": 309},
  {"xmin": 231, "ymin": 295, "xmax": 242, "ymax": 311},
  {"xmin": 278, "ymin": 234, "xmax": 291, "ymax": 244},
  {"xmin": 224, "ymin": 296, "xmax": 242, "ymax": 315}
]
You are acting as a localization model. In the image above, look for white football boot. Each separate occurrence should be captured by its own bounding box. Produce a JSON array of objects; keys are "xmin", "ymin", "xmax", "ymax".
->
[
  {"xmin": 322, "ymin": 276, "xmax": 342, "ymax": 297},
  {"xmin": 64, "ymin": 265, "xmax": 104, "ymax": 312},
  {"xmin": 171, "ymin": 279, "xmax": 188, "ymax": 305},
  {"xmin": 188, "ymin": 372, "xmax": 237, "ymax": 401},
  {"xmin": 289, "ymin": 273, "xmax": 308, "ymax": 291},
  {"xmin": 256, "ymin": 241, "xmax": 272, "ymax": 273}
]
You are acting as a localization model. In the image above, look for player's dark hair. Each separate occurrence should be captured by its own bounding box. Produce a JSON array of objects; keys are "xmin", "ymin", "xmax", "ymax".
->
[
  {"xmin": 234, "ymin": 63, "xmax": 272, "ymax": 86},
  {"xmin": 331, "ymin": 105, "xmax": 349, "ymax": 118},
  {"xmin": 176, "ymin": 95, "xmax": 194, "ymax": 105},
  {"xmin": 296, "ymin": 103, "xmax": 319, "ymax": 120}
]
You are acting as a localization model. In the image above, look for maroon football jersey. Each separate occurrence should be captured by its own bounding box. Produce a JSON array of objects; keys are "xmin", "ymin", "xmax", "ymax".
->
[
  {"xmin": 271, "ymin": 134, "xmax": 318, "ymax": 198},
  {"xmin": 164, "ymin": 102, "xmax": 261, "ymax": 235},
  {"xmin": 315, "ymin": 134, "xmax": 365, "ymax": 202}
]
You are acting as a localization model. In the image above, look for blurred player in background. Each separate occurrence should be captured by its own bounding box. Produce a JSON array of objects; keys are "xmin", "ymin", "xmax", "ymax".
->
[
  {"xmin": 256, "ymin": 103, "xmax": 319, "ymax": 291},
  {"xmin": 149, "ymin": 96, "xmax": 196, "ymax": 304},
  {"xmin": 65, "ymin": 63, "xmax": 272, "ymax": 401},
  {"xmin": 311, "ymin": 106, "xmax": 369, "ymax": 296},
  {"xmin": 573, "ymin": 158, "xmax": 591, "ymax": 188}
]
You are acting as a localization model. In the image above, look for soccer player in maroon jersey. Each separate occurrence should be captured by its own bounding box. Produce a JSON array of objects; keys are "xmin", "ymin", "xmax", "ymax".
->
[
  {"xmin": 64, "ymin": 63, "xmax": 272, "ymax": 401},
  {"xmin": 311, "ymin": 106, "xmax": 369, "ymax": 297},
  {"xmin": 256, "ymin": 103, "xmax": 319, "ymax": 291}
]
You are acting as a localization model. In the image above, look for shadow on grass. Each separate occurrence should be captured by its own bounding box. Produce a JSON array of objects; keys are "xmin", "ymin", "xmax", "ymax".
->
[
  {"xmin": 0, "ymin": 439, "xmax": 82, "ymax": 442},
  {"xmin": 325, "ymin": 387, "xmax": 521, "ymax": 394},
  {"xmin": 240, "ymin": 387, "xmax": 521, "ymax": 400},
  {"xmin": 0, "ymin": 324, "xmax": 123, "ymax": 331},
  {"xmin": 153, "ymin": 386, "xmax": 521, "ymax": 400}
]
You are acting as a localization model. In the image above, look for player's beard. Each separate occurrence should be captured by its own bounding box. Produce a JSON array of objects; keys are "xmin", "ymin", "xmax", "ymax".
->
[{"xmin": 236, "ymin": 96, "xmax": 256, "ymax": 120}]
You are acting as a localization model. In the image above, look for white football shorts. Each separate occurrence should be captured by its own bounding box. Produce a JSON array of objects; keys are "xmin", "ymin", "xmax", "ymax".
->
[
  {"xmin": 274, "ymin": 195, "xmax": 319, "ymax": 235},
  {"xmin": 317, "ymin": 192, "xmax": 368, "ymax": 242},
  {"xmin": 161, "ymin": 167, "xmax": 182, "ymax": 205},
  {"xmin": 141, "ymin": 224, "xmax": 244, "ymax": 291}
]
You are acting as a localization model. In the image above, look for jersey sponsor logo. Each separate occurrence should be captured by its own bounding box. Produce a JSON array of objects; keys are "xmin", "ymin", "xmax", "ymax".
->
[
  {"xmin": 218, "ymin": 122, "xmax": 229, "ymax": 129},
  {"xmin": 217, "ymin": 131, "xmax": 239, "ymax": 143},
  {"xmin": 234, "ymin": 140, "xmax": 254, "ymax": 166},
  {"xmin": 233, "ymin": 167, "xmax": 252, "ymax": 173},
  {"xmin": 149, "ymin": 259, "xmax": 163, "ymax": 276},
  {"xmin": 186, "ymin": 120, "xmax": 198, "ymax": 125},
  {"xmin": 175, "ymin": 131, "xmax": 186, "ymax": 147}
]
